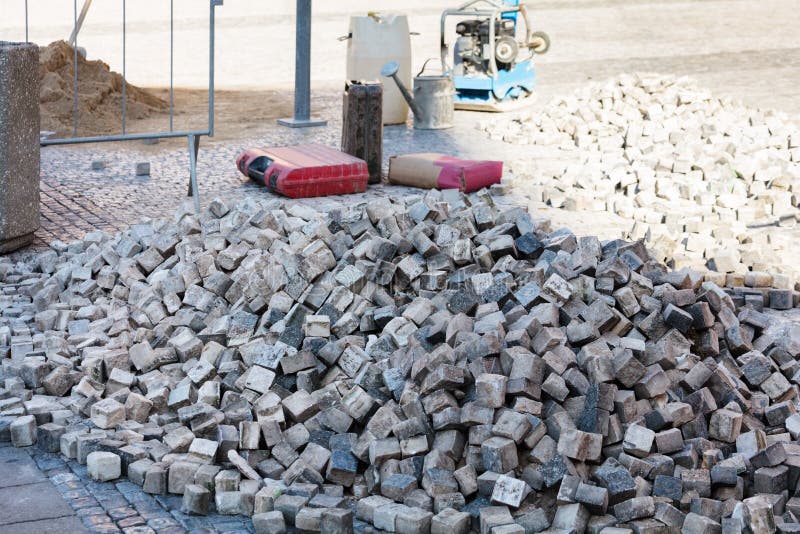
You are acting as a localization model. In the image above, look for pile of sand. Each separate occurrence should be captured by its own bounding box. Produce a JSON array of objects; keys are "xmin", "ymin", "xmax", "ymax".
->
[{"xmin": 39, "ymin": 41, "xmax": 168, "ymax": 137}]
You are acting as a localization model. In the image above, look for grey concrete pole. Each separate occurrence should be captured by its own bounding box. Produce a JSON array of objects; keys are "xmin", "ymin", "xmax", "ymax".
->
[
  {"xmin": 278, "ymin": 0, "xmax": 326, "ymax": 128},
  {"xmin": 0, "ymin": 42, "xmax": 41, "ymax": 252}
]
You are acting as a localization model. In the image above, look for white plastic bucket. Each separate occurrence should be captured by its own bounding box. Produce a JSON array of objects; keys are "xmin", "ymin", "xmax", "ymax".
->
[{"xmin": 346, "ymin": 14, "xmax": 412, "ymax": 125}]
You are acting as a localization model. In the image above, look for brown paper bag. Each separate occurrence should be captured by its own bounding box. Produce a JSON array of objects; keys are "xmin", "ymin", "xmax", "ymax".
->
[{"xmin": 387, "ymin": 153, "xmax": 446, "ymax": 189}]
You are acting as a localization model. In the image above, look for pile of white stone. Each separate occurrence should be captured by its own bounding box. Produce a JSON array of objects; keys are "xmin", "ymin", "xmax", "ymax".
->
[
  {"xmin": 1, "ymin": 193, "xmax": 800, "ymax": 534},
  {"xmin": 486, "ymin": 73, "xmax": 800, "ymax": 287}
]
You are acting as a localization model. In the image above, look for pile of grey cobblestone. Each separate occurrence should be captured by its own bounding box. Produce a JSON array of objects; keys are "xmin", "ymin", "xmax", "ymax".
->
[
  {"xmin": 2, "ymin": 190, "xmax": 800, "ymax": 534},
  {"xmin": 485, "ymin": 73, "xmax": 800, "ymax": 288}
]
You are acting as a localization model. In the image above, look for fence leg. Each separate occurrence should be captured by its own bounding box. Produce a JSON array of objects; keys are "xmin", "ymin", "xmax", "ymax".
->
[
  {"xmin": 277, "ymin": 0, "xmax": 326, "ymax": 128},
  {"xmin": 187, "ymin": 134, "xmax": 200, "ymax": 214}
]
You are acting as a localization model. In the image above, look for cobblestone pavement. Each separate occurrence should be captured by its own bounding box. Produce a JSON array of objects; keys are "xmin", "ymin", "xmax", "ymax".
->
[
  {"xmin": 16, "ymin": 0, "xmax": 800, "ymax": 254},
  {"xmin": 28, "ymin": 102, "xmax": 529, "ymax": 254},
  {"xmin": 0, "ymin": 441, "xmax": 255, "ymax": 534}
]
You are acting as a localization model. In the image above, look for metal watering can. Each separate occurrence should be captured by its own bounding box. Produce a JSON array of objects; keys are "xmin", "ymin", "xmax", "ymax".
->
[{"xmin": 381, "ymin": 59, "xmax": 454, "ymax": 130}]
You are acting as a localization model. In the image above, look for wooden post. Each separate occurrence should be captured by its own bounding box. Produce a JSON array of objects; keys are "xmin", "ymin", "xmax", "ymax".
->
[{"xmin": 341, "ymin": 81, "xmax": 383, "ymax": 184}]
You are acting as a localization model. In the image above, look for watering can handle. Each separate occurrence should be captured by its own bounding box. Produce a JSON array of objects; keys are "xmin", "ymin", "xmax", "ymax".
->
[{"xmin": 416, "ymin": 57, "xmax": 446, "ymax": 77}]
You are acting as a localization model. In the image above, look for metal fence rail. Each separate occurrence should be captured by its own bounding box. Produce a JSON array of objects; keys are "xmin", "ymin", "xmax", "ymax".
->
[{"xmin": 22, "ymin": 0, "xmax": 223, "ymax": 212}]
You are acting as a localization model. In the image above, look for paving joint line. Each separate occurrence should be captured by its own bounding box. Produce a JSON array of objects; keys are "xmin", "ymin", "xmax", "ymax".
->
[
  {"xmin": 0, "ymin": 512, "xmax": 78, "ymax": 527},
  {"xmin": 0, "ymin": 479, "xmax": 48, "ymax": 490}
]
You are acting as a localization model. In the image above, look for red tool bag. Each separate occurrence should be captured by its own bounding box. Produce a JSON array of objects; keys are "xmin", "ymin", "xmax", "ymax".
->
[
  {"xmin": 236, "ymin": 144, "xmax": 369, "ymax": 199},
  {"xmin": 387, "ymin": 153, "xmax": 503, "ymax": 193}
]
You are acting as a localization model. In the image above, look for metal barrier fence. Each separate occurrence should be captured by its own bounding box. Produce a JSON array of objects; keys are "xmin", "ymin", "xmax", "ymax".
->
[{"xmin": 20, "ymin": 0, "xmax": 224, "ymax": 212}]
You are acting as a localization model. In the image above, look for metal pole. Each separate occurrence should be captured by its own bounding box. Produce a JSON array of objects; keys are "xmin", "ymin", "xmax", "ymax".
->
[
  {"xmin": 24, "ymin": 0, "xmax": 28, "ymax": 42},
  {"xmin": 209, "ymin": 0, "xmax": 216, "ymax": 136},
  {"xmin": 188, "ymin": 134, "xmax": 200, "ymax": 213},
  {"xmin": 295, "ymin": 0, "xmax": 311, "ymax": 122},
  {"xmin": 41, "ymin": 130, "xmax": 211, "ymax": 146},
  {"xmin": 122, "ymin": 0, "xmax": 127, "ymax": 135},
  {"xmin": 169, "ymin": 0, "xmax": 174, "ymax": 132},
  {"xmin": 278, "ymin": 0, "xmax": 326, "ymax": 127},
  {"xmin": 68, "ymin": 0, "xmax": 93, "ymax": 47},
  {"xmin": 73, "ymin": 0, "xmax": 78, "ymax": 137}
]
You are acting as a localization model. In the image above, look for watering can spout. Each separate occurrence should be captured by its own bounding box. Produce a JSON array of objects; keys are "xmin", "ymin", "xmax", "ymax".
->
[{"xmin": 381, "ymin": 61, "xmax": 423, "ymax": 121}]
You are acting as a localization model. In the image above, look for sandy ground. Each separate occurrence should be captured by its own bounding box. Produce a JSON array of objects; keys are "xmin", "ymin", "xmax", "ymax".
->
[
  {"xmin": 4, "ymin": 0, "xmax": 800, "ymax": 120},
  {"xmin": 119, "ymin": 87, "xmax": 296, "ymax": 143}
]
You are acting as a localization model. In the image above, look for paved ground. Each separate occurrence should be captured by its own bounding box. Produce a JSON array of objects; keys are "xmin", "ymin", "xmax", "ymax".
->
[
  {"xmin": 5, "ymin": 0, "xmax": 794, "ymax": 255},
  {"xmin": 0, "ymin": 0, "xmax": 795, "ymax": 255},
  {"xmin": 27, "ymin": 106, "xmax": 528, "ymax": 251},
  {"xmin": 0, "ymin": 441, "xmax": 255, "ymax": 533},
  {"xmin": 2, "ymin": 0, "xmax": 800, "ymax": 530},
  {"xmin": 0, "ymin": 445, "xmax": 85, "ymax": 534}
]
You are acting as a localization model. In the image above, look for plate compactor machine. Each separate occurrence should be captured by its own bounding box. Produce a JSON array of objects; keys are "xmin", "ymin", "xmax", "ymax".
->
[{"xmin": 441, "ymin": 0, "xmax": 549, "ymax": 111}]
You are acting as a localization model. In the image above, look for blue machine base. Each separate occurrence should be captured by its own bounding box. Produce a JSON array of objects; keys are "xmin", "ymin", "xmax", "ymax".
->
[{"xmin": 453, "ymin": 59, "xmax": 536, "ymax": 105}]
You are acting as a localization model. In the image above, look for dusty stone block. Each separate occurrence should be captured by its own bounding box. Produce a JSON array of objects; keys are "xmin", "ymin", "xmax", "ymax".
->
[
  {"xmin": 557, "ymin": 428, "xmax": 603, "ymax": 462},
  {"xmin": 10, "ymin": 415, "xmax": 36, "ymax": 447},
  {"xmin": 36, "ymin": 422, "xmax": 65, "ymax": 452},
  {"xmin": 253, "ymin": 510, "xmax": 286, "ymax": 534},
  {"xmin": 682, "ymin": 512, "xmax": 721, "ymax": 534},
  {"xmin": 432, "ymin": 508, "xmax": 471, "ymax": 534},
  {"xmin": 90, "ymin": 398, "xmax": 125, "ymax": 429},
  {"xmin": 708, "ymin": 409, "xmax": 742, "ymax": 443},
  {"xmin": 181, "ymin": 484, "xmax": 211, "ymax": 515},
  {"xmin": 321, "ymin": 508, "xmax": 354, "ymax": 534},
  {"xmin": 482, "ymin": 436, "xmax": 518, "ymax": 473},
  {"xmin": 551, "ymin": 503, "xmax": 590, "ymax": 532},
  {"xmin": 623, "ymin": 424, "xmax": 655, "ymax": 458},
  {"xmin": 475, "ymin": 373, "xmax": 507, "ymax": 408},
  {"xmin": 87, "ymin": 451, "xmax": 121, "ymax": 482},
  {"xmin": 613, "ymin": 496, "xmax": 655, "ymax": 522},
  {"xmin": 491, "ymin": 475, "xmax": 531, "ymax": 508}
]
